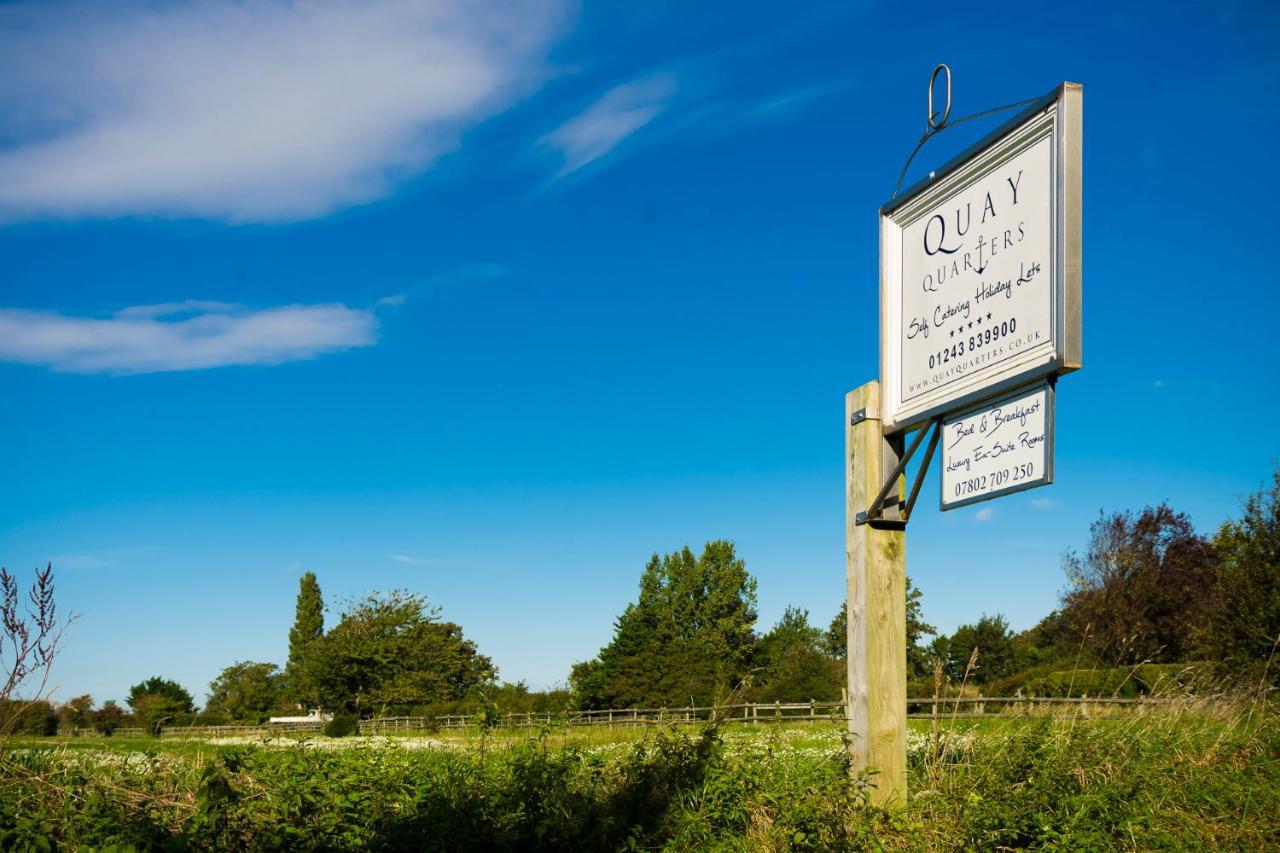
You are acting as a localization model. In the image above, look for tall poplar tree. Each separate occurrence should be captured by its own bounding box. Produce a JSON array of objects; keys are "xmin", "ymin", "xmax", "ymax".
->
[
  {"xmin": 571, "ymin": 540, "xmax": 758, "ymax": 709},
  {"xmin": 285, "ymin": 571, "xmax": 324, "ymax": 707}
]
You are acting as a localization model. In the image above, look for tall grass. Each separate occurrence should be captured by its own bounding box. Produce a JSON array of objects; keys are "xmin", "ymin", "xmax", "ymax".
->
[{"xmin": 2, "ymin": 693, "xmax": 1276, "ymax": 850}]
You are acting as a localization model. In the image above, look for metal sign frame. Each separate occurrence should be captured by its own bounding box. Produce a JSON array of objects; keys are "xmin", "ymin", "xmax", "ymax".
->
[{"xmin": 879, "ymin": 83, "xmax": 1081, "ymax": 436}]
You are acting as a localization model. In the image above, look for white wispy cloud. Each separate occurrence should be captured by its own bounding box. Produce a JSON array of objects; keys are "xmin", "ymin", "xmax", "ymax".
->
[
  {"xmin": 0, "ymin": 0, "xmax": 567, "ymax": 222},
  {"xmin": 1030, "ymin": 498, "xmax": 1059, "ymax": 510},
  {"xmin": 0, "ymin": 301, "xmax": 378, "ymax": 374},
  {"xmin": 388, "ymin": 553, "xmax": 431, "ymax": 566},
  {"xmin": 974, "ymin": 507, "xmax": 994, "ymax": 523},
  {"xmin": 541, "ymin": 73, "xmax": 677, "ymax": 177},
  {"xmin": 746, "ymin": 78, "xmax": 857, "ymax": 120},
  {"xmin": 51, "ymin": 553, "xmax": 111, "ymax": 569}
]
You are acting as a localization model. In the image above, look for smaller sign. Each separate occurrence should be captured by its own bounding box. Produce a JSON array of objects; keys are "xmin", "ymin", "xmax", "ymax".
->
[{"xmin": 941, "ymin": 382, "xmax": 1053, "ymax": 510}]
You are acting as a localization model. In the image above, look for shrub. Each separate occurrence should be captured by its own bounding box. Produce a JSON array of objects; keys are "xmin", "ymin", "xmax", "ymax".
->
[
  {"xmin": 1, "ymin": 709, "xmax": 1278, "ymax": 849},
  {"xmin": 323, "ymin": 714, "xmax": 357, "ymax": 738},
  {"xmin": 0, "ymin": 700, "xmax": 59, "ymax": 736}
]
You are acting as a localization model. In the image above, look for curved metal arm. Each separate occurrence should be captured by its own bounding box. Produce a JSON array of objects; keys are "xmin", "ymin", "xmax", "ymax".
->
[{"xmin": 928, "ymin": 63, "xmax": 951, "ymax": 130}]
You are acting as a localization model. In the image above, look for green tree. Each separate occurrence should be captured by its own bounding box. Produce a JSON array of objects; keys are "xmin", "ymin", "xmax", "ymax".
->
[
  {"xmin": 307, "ymin": 590, "xmax": 495, "ymax": 717},
  {"xmin": 93, "ymin": 700, "xmax": 127, "ymax": 736},
  {"xmin": 127, "ymin": 676, "xmax": 194, "ymax": 734},
  {"xmin": 286, "ymin": 571, "xmax": 325, "ymax": 708},
  {"xmin": 206, "ymin": 661, "xmax": 286, "ymax": 723},
  {"xmin": 58, "ymin": 693, "xmax": 95, "ymax": 731},
  {"xmin": 1196, "ymin": 468, "xmax": 1280, "ymax": 683},
  {"xmin": 934, "ymin": 614, "xmax": 1017, "ymax": 685},
  {"xmin": 1010, "ymin": 610, "xmax": 1073, "ymax": 671},
  {"xmin": 754, "ymin": 607, "xmax": 840, "ymax": 701},
  {"xmin": 1060, "ymin": 505, "xmax": 1216, "ymax": 664},
  {"xmin": 825, "ymin": 577, "xmax": 935, "ymax": 676},
  {"xmin": 571, "ymin": 541, "xmax": 758, "ymax": 709},
  {"xmin": 0, "ymin": 699, "xmax": 58, "ymax": 735}
]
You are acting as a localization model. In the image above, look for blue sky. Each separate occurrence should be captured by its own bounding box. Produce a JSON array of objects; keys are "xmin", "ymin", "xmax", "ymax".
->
[{"xmin": 1, "ymin": 0, "xmax": 1277, "ymax": 705}]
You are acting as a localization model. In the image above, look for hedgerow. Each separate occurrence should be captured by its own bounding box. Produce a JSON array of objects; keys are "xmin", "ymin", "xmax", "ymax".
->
[{"xmin": 2, "ymin": 701, "xmax": 1276, "ymax": 850}]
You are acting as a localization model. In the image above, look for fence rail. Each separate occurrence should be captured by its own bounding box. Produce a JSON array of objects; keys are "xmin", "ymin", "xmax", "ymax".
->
[{"xmin": 63, "ymin": 695, "xmax": 1178, "ymax": 739}]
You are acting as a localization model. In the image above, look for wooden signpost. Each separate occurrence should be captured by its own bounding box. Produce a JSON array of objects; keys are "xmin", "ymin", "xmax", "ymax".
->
[
  {"xmin": 845, "ymin": 382, "xmax": 908, "ymax": 804},
  {"xmin": 846, "ymin": 71, "xmax": 1082, "ymax": 805}
]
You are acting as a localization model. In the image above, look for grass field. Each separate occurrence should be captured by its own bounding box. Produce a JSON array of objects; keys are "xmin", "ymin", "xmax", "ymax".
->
[{"xmin": 3, "ymin": 700, "xmax": 1278, "ymax": 850}]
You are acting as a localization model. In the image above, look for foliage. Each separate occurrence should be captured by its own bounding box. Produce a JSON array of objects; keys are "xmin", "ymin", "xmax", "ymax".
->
[
  {"xmin": 323, "ymin": 713, "xmax": 358, "ymax": 738},
  {"xmin": 928, "ymin": 613, "xmax": 1018, "ymax": 685},
  {"xmin": 1196, "ymin": 467, "xmax": 1280, "ymax": 683},
  {"xmin": 0, "ymin": 699, "xmax": 58, "ymax": 735},
  {"xmin": 1060, "ymin": 504, "xmax": 1216, "ymax": 664},
  {"xmin": 752, "ymin": 607, "xmax": 840, "ymax": 702},
  {"xmin": 993, "ymin": 662, "xmax": 1207, "ymax": 698},
  {"xmin": 127, "ymin": 676, "xmax": 195, "ymax": 734},
  {"xmin": 1009, "ymin": 609, "xmax": 1075, "ymax": 670},
  {"xmin": 306, "ymin": 590, "xmax": 495, "ymax": 717},
  {"xmin": 58, "ymin": 693, "xmax": 95, "ymax": 731},
  {"xmin": 93, "ymin": 700, "xmax": 127, "ymax": 736},
  {"xmin": 206, "ymin": 661, "xmax": 286, "ymax": 723},
  {"xmin": 127, "ymin": 676, "xmax": 195, "ymax": 714},
  {"xmin": 413, "ymin": 681, "xmax": 573, "ymax": 720},
  {"xmin": 572, "ymin": 541, "xmax": 758, "ymax": 709},
  {"xmin": 285, "ymin": 571, "xmax": 325, "ymax": 707},
  {"xmin": 3, "ymin": 704, "xmax": 1277, "ymax": 850}
]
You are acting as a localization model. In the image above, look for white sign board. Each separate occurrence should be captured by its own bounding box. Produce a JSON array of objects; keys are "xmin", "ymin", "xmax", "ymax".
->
[
  {"xmin": 879, "ymin": 83, "xmax": 1081, "ymax": 434},
  {"xmin": 941, "ymin": 382, "xmax": 1052, "ymax": 510}
]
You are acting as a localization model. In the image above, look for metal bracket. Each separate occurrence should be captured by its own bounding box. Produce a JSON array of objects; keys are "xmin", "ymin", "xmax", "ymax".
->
[
  {"xmin": 856, "ymin": 418, "xmax": 942, "ymax": 529},
  {"xmin": 849, "ymin": 408, "xmax": 869, "ymax": 426}
]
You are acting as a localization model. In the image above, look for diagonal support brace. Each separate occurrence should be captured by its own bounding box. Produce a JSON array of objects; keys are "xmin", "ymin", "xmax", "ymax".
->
[{"xmin": 856, "ymin": 418, "xmax": 941, "ymax": 529}]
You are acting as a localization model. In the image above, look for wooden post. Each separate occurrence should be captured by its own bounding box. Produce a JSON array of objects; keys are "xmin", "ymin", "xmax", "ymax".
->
[{"xmin": 846, "ymin": 381, "xmax": 908, "ymax": 806}]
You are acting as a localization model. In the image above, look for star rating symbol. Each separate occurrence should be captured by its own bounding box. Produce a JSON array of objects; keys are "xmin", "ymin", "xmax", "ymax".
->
[{"xmin": 986, "ymin": 312, "xmax": 993, "ymax": 321}]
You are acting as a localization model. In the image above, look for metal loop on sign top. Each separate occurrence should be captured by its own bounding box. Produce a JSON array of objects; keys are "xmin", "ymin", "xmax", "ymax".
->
[
  {"xmin": 928, "ymin": 64, "xmax": 951, "ymax": 130},
  {"xmin": 890, "ymin": 64, "xmax": 1044, "ymax": 200}
]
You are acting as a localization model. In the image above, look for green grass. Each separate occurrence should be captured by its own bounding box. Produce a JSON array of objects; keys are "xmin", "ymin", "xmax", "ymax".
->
[{"xmin": 3, "ymin": 700, "xmax": 1278, "ymax": 850}]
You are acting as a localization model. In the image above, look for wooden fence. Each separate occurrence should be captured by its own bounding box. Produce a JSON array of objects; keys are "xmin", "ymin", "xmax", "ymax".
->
[{"xmin": 63, "ymin": 695, "xmax": 1175, "ymax": 739}]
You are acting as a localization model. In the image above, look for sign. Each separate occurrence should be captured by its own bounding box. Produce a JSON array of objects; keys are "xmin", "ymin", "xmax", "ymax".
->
[
  {"xmin": 940, "ymin": 381, "xmax": 1052, "ymax": 510},
  {"xmin": 879, "ymin": 83, "xmax": 1081, "ymax": 434}
]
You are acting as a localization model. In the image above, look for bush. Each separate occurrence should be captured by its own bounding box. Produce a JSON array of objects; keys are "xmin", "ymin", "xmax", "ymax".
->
[
  {"xmin": 2, "ymin": 709, "xmax": 1278, "ymax": 849},
  {"xmin": 93, "ymin": 702, "xmax": 127, "ymax": 737},
  {"xmin": 323, "ymin": 714, "xmax": 357, "ymax": 738},
  {"xmin": 1022, "ymin": 668, "xmax": 1139, "ymax": 698},
  {"xmin": 998, "ymin": 663, "xmax": 1211, "ymax": 699},
  {"xmin": 0, "ymin": 700, "xmax": 59, "ymax": 736}
]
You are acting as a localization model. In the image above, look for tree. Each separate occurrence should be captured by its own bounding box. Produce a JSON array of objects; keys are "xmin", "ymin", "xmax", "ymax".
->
[
  {"xmin": 0, "ymin": 699, "xmax": 58, "ymax": 735},
  {"xmin": 285, "ymin": 571, "xmax": 325, "ymax": 707},
  {"xmin": 933, "ymin": 614, "xmax": 1018, "ymax": 684},
  {"xmin": 572, "ymin": 541, "xmax": 758, "ymax": 709},
  {"xmin": 127, "ymin": 676, "xmax": 195, "ymax": 734},
  {"xmin": 58, "ymin": 693, "xmax": 95, "ymax": 731},
  {"xmin": 754, "ymin": 607, "xmax": 840, "ymax": 701},
  {"xmin": 1196, "ymin": 467, "xmax": 1280, "ymax": 683},
  {"xmin": 1060, "ymin": 504, "xmax": 1216, "ymax": 664},
  {"xmin": 825, "ymin": 577, "xmax": 935, "ymax": 676},
  {"xmin": 94, "ymin": 700, "xmax": 127, "ymax": 736},
  {"xmin": 206, "ymin": 661, "xmax": 286, "ymax": 723},
  {"xmin": 306, "ymin": 590, "xmax": 495, "ymax": 717}
]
